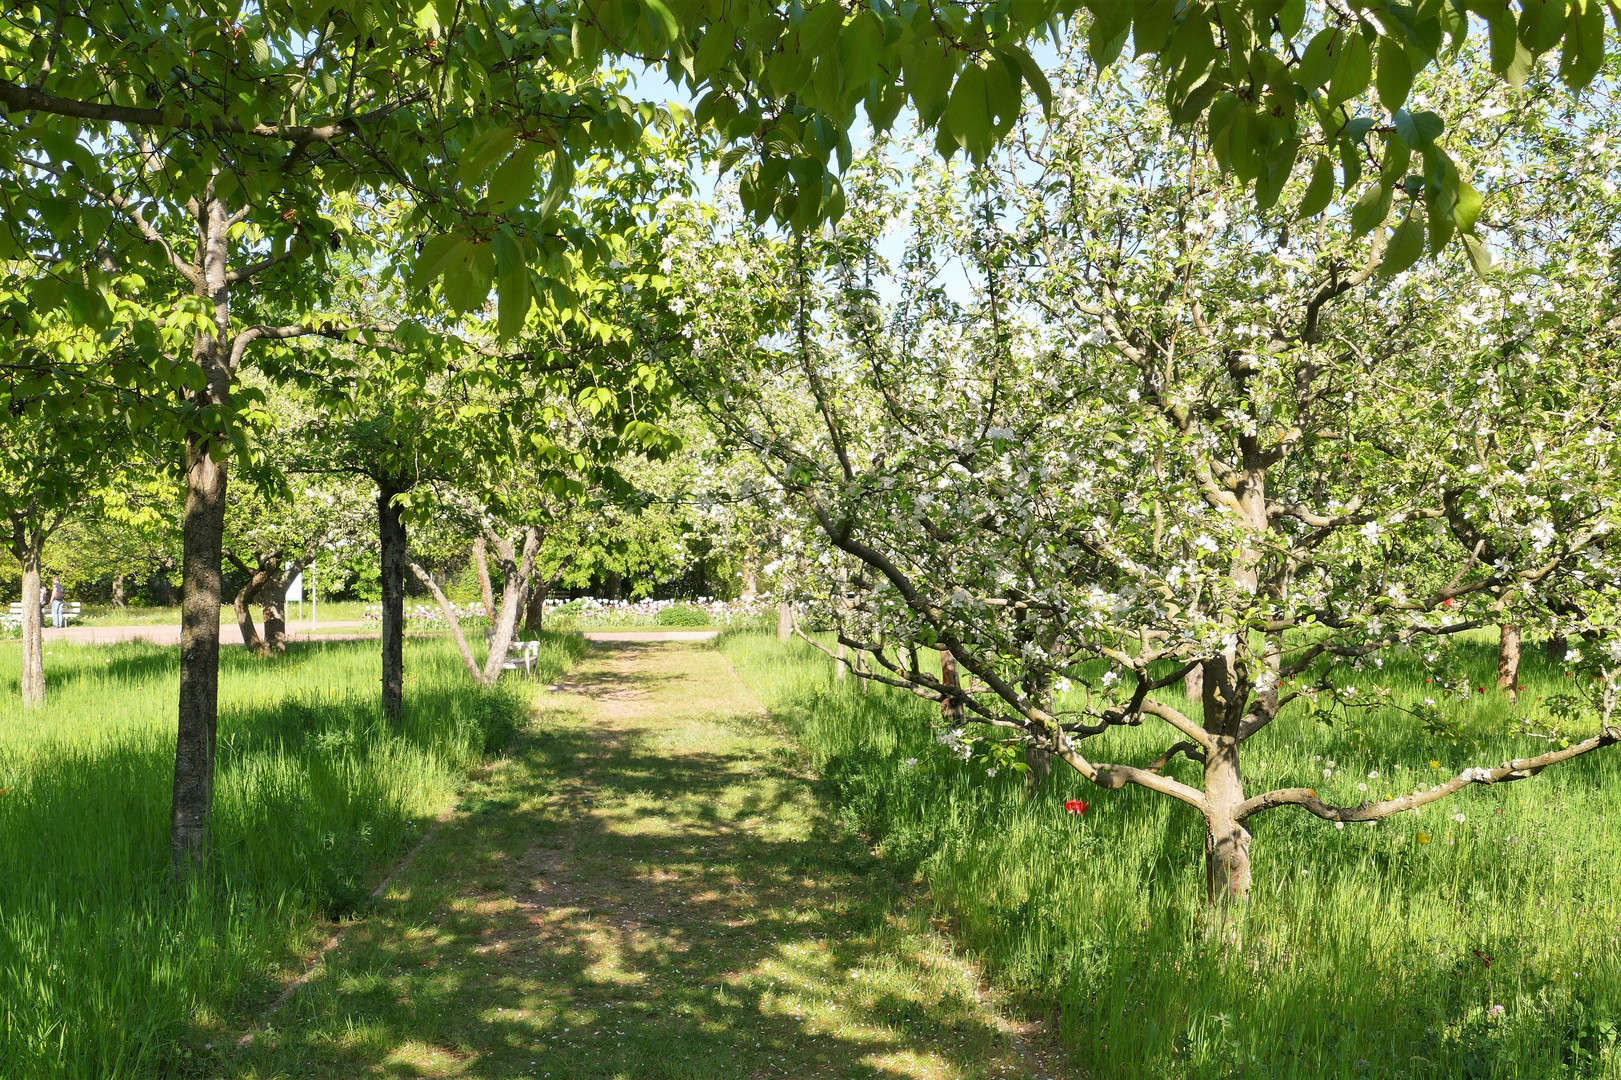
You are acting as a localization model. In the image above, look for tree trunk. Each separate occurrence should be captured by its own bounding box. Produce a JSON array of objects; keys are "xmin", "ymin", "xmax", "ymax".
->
[
  {"xmin": 1203, "ymin": 739, "xmax": 1252, "ymax": 908},
  {"xmin": 1498, "ymin": 623, "xmax": 1522, "ymax": 703},
  {"xmin": 111, "ymin": 572, "xmax": 126, "ymax": 609},
  {"xmin": 262, "ymin": 574, "xmax": 290, "ymax": 652},
  {"xmin": 172, "ymin": 435, "xmax": 227, "ymax": 877},
  {"xmin": 1185, "ymin": 661, "xmax": 1203, "ymax": 702},
  {"xmin": 523, "ymin": 575, "xmax": 547, "ymax": 636},
  {"xmin": 1200, "ymin": 651, "xmax": 1251, "ymax": 907},
  {"xmin": 939, "ymin": 648, "xmax": 964, "ymax": 721},
  {"xmin": 776, "ymin": 601, "xmax": 794, "ymax": 641},
  {"xmin": 742, "ymin": 558, "xmax": 759, "ymax": 598},
  {"xmin": 378, "ymin": 480, "xmax": 407, "ymax": 721},
  {"xmin": 18, "ymin": 553, "xmax": 44, "ymax": 707},
  {"xmin": 607, "ymin": 570, "xmax": 622, "ymax": 601},
  {"xmin": 229, "ymin": 556, "xmax": 275, "ymax": 657},
  {"xmin": 472, "ymin": 536, "xmax": 496, "ymax": 619},
  {"xmin": 1547, "ymin": 631, "xmax": 1568, "ymax": 664},
  {"xmin": 835, "ymin": 640, "xmax": 846, "ymax": 683},
  {"xmin": 171, "ymin": 190, "xmax": 236, "ymax": 880},
  {"xmin": 1025, "ymin": 738, "xmax": 1052, "ymax": 792},
  {"xmin": 478, "ymin": 528, "xmax": 539, "ymax": 684}
]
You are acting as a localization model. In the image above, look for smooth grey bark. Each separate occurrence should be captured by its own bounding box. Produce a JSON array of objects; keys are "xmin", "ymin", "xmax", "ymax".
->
[
  {"xmin": 776, "ymin": 601, "xmax": 794, "ymax": 641},
  {"xmin": 378, "ymin": 479, "xmax": 407, "ymax": 721}
]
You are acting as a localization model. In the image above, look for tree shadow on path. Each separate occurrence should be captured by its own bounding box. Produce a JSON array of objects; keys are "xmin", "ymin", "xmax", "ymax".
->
[{"xmin": 227, "ymin": 641, "xmax": 1060, "ymax": 1080}]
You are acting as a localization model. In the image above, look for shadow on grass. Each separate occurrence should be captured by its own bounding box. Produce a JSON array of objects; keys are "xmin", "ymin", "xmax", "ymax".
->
[{"xmin": 231, "ymin": 642, "xmax": 1027, "ymax": 1080}]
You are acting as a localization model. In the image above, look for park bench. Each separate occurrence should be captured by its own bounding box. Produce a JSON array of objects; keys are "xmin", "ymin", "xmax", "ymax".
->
[
  {"xmin": 503, "ymin": 638, "xmax": 541, "ymax": 676},
  {"xmin": 9, "ymin": 601, "xmax": 82, "ymax": 625}
]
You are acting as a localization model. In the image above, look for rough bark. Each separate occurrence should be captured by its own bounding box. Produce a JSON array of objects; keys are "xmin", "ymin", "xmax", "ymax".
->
[
  {"xmin": 472, "ymin": 536, "xmax": 496, "ymax": 618},
  {"xmin": 742, "ymin": 559, "xmax": 759, "ymax": 598},
  {"xmin": 378, "ymin": 479, "xmax": 407, "ymax": 721},
  {"xmin": 172, "ymin": 434, "xmax": 227, "ymax": 876},
  {"xmin": 1498, "ymin": 622, "xmax": 1522, "ymax": 702},
  {"xmin": 1547, "ymin": 631, "xmax": 1569, "ymax": 664},
  {"xmin": 776, "ymin": 601, "xmax": 794, "ymax": 641},
  {"xmin": 18, "ymin": 553, "xmax": 44, "ymax": 707},
  {"xmin": 1200, "ymin": 651, "xmax": 1252, "ymax": 906},
  {"xmin": 523, "ymin": 576, "xmax": 547, "ymax": 636},
  {"xmin": 1025, "ymin": 737, "xmax": 1052, "ymax": 792},
  {"xmin": 261, "ymin": 574, "xmax": 290, "ymax": 652},
  {"xmin": 835, "ymin": 640, "xmax": 846, "ymax": 683},
  {"xmin": 171, "ymin": 193, "xmax": 233, "ymax": 879},
  {"xmin": 111, "ymin": 572, "xmax": 126, "ymax": 609}
]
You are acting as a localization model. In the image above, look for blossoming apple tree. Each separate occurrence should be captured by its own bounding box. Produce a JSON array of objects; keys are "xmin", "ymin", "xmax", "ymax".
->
[{"xmin": 669, "ymin": 51, "xmax": 1621, "ymax": 904}]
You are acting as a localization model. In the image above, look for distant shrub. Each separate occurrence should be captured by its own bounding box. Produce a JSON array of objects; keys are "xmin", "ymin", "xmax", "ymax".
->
[{"xmin": 655, "ymin": 604, "xmax": 711, "ymax": 626}]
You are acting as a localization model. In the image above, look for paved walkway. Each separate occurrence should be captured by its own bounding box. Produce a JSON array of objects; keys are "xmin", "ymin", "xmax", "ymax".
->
[{"xmin": 229, "ymin": 639, "xmax": 1061, "ymax": 1079}]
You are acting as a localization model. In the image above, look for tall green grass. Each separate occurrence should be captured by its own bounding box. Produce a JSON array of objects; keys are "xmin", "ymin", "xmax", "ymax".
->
[
  {"xmin": 722, "ymin": 631, "xmax": 1621, "ymax": 1079},
  {"xmin": 0, "ymin": 632, "xmax": 585, "ymax": 1079}
]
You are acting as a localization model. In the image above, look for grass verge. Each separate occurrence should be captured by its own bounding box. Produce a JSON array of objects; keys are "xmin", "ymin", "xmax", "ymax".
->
[
  {"xmin": 0, "ymin": 631, "xmax": 586, "ymax": 1080},
  {"xmin": 720, "ymin": 630, "xmax": 1621, "ymax": 1080}
]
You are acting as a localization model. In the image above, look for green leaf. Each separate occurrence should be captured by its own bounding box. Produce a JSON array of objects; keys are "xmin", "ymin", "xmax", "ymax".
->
[
  {"xmin": 903, "ymin": 38, "xmax": 954, "ymax": 121},
  {"xmin": 487, "ymin": 144, "xmax": 545, "ymax": 211},
  {"xmin": 1453, "ymin": 178, "xmax": 1483, "ymax": 233},
  {"xmin": 497, "ymin": 263, "xmax": 531, "ymax": 341},
  {"xmin": 798, "ymin": 1, "xmax": 845, "ymax": 60},
  {"xmin": 1350, "ymin": 182, "xmax": 1392, "ymax": 236},
  {"xmin": 1376, "ymin": 37, "xmax": 1412, "ymax": 111},
  {"xmin": 1001, "ymin": 44, "xmax": 1053, "ymax": 118},
  {"xmin": 694, "ymin": 27, "xmax": 736, "ymax": 79},
  {"xmin": 1559, "ymin": 0, "xmax": 1606, "ymax": 88},
  {"xmin": 1327, "ymin": 29, "xmax": 1372, "ymax": 108},
  {"xmin": 643, "ymin": 0, "xmax": 680, "ymax": 44},
  {"xmin": 1278, "ymin": 0, "xmax": 1307, "ymax": 41},
  {"xmin": 1297, "ymin": 28, "xmax": 1342, "ymax": 90},
  {"xmin": 1380, "ymin": 209, "xmax": 1426, "ymax": 275},
  {"xmin": 410, "ymin": 234, "xmax": 465, "ymax": 291},
  {"xmin": 944, "ymin": 63, "xmax": 993, "ymax": 161},
  {"xmin": 459, "ymin": 125, "xmax": 518, "ymax": 184},
  {"xmin": 1298, "ymin": 154, "xmax": 1336, "ymax": 217},
  {"xmin": 1462, "ymin": 233, "xmax": 1495, "ymax": 276}
]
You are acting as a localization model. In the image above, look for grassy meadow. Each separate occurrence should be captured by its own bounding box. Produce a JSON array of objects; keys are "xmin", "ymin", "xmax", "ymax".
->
[
  {"xmin": 721, "ymin": 631, "xmax": 1621, "ymax": 1079},
  {"xmin": 0, "ymin": 632, "xmax": 584, "ymax": 1079}
]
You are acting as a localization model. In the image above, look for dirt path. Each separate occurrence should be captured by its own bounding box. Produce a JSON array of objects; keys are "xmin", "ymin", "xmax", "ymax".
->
[{"xmin": 229, "ymin": 641, "xmax": 1060, "ymax": 1079}]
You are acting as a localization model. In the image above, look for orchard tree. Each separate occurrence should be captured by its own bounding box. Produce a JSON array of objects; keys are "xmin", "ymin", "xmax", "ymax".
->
[
  {"xmin": 0, "ymin": 278, "xmax": 162, "ymax": 704},
  {"xmin": 672, "ymin": 52, "xmax": 1621, "ymax": 906}
]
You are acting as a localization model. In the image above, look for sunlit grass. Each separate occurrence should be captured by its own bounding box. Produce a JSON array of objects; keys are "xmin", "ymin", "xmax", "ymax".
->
[
  {"xmin": 0, "ymin": 632, "xmax": 585, "ymax": 1080},
  {"xmin": 722, "ymin": 630, "xmax": 1621, "ymax": 1079}
]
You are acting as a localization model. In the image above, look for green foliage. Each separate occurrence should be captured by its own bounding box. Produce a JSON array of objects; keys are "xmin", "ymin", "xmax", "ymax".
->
[
  {"xmin": 726, "ymin": 631, "xmax": 1621, "ymax": 1079},
  {"xmin": 655, "ymin": 603, "xmax": 712, "ymax": 626},
  {"xmin": 0, "ymin": 633, "xmax": 584, "ymax": 1077}
]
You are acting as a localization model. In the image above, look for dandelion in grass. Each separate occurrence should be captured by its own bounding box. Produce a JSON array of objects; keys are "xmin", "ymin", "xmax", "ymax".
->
[
  {"xmin": 1357, "ymin": 783, "xmax": 1368, "ymax": 792},
  {"xmin": 1063, "ymin": 799, "xmax": 1089, "ymax": 815},
  {"xmin": 1452, "ymin": 813, "xmax": 1466, "ymax": 824},
  {"xmin": 1429, "ymin": 760, "xmax": 1440, "ymax": 768},
  {"xmin": 1367, "ymin": 770, "xmax": 1379, "ymax": 780},
  {"xmin": 1417, "ymin": 833, "xmax": 1432, "ymax": 844}
]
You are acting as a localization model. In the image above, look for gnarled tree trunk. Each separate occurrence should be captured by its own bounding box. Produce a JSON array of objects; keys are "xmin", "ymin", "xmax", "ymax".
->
[
  {"xmin": 409, "ymin": 525, "xmax": 541, "ymax": 685},
  {"xmin": 111, "ymin": 572, "xmax": 126, "ymax": 609},
  {"xmin": 1200, "ymin": 651, "xmax": 1252, "ymax": 907},
  {"xmin": 226, "ymin": 550, "xmax": 279, "ymax": 656}
]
